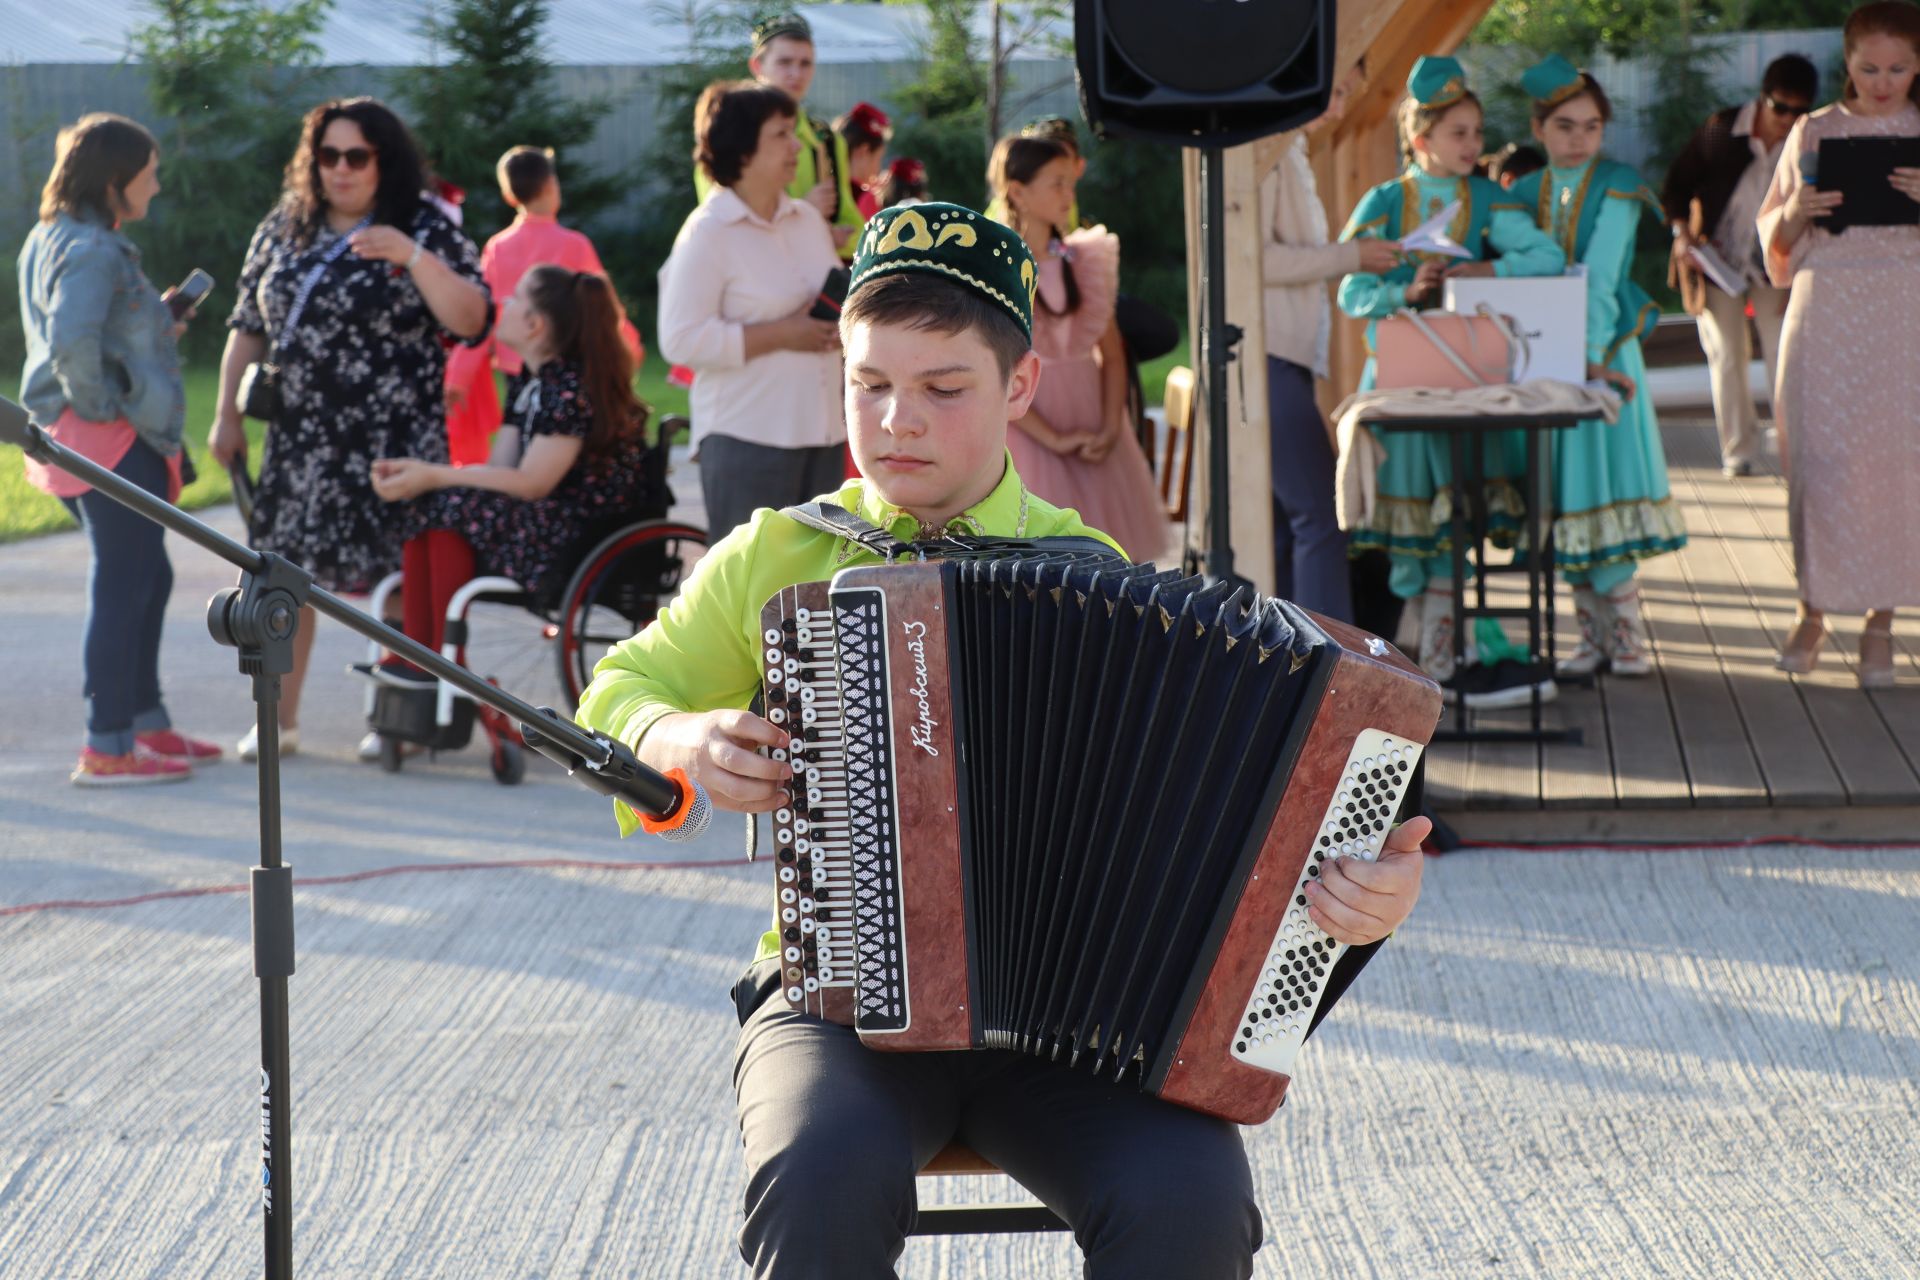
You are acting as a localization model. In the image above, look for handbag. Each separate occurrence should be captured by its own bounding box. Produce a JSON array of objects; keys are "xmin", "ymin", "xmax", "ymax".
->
[
  {"xmin": 1374, "ymin": 304, "xmax": 1526, "ymax": 391},
  {"xmin": 239, "ymin": 215, "xmax": 372, "ymax": 421}
]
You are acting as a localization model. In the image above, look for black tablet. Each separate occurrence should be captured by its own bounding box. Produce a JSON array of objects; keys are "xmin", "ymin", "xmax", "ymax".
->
[{"xmin": 1817, "ymin": 135, "xmax": 1920, "ymax": 232}]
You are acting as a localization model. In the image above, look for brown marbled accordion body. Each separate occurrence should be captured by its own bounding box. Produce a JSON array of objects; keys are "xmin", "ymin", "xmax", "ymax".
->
[{"xmin": 760, "ymin": 567, "xmax": 1440, "ymax": 1126}]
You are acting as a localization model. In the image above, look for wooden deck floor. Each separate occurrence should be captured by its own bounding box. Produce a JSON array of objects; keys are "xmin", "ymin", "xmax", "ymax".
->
[{"xmin": 1425, "ymin": 414, "xmax": 1920, "ymax": 820}]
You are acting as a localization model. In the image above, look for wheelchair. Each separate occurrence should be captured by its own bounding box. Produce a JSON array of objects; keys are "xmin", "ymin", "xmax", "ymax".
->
[{"xmin": 358, "ymin": 416, "xmax": 709, "ymax": 784}]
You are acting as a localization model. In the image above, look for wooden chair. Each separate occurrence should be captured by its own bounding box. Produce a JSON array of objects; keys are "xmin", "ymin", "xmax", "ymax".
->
[
  {"xmin": 910, "ymin": 1142, "xmax": 1069, "ymax": 1236},
  {"xmin": 1159, "ymin": 365, "xmax": 1198, "ymax": 523}
]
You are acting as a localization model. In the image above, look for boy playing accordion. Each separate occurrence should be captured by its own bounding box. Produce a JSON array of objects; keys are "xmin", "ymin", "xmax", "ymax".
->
[{"xmin": 577, "ymin": 204, "xmax": 1429, "ymax": 1278}]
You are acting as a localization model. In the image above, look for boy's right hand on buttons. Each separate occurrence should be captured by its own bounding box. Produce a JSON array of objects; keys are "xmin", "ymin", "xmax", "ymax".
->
[{"xmin": 648, "ymin": 710, "xmax": 792, "ymax": 813}]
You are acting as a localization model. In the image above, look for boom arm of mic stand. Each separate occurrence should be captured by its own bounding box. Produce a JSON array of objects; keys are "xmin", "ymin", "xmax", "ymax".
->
[{"xmin": 0, "ymin": 400, "xmax": 704, "ymax": 834}]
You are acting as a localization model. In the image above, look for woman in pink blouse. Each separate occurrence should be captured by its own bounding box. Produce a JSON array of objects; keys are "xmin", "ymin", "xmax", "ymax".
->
[
  {"xmin": 658, "ymin": 81, "xmax": 845, "ymax": 542},
  {"xmin": 1758, "ymin": 1, "xmax": 1920, "ymax": 688}
]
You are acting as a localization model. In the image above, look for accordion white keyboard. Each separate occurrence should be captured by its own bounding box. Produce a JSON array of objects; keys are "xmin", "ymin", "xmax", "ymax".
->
[{"xmin": 1228, "ymin": 728, "xmax": 1422, "ymax": 1077}]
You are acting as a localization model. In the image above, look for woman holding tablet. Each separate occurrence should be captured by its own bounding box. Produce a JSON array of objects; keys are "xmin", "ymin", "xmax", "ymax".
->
[{"xmin": 1758, "ymin": 0, "xmax": 1920, "ymax": 687}]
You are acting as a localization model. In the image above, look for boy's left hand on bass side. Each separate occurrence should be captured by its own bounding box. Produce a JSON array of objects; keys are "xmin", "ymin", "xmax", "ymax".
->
[{"xmin": 1304, "ymin": 816, "xmax": 1431, "ymax": 945}]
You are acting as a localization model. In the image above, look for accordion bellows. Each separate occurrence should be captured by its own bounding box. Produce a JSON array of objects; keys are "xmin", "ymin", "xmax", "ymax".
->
[{"xmin": 760, "ymin": 552, "xmax": 1440, "ymax": 1125}]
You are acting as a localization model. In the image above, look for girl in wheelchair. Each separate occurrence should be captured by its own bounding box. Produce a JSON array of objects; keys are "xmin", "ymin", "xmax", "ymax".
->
[{"xmin": 369, "ymin": 264, "xmax": 654, "ymax": 684}]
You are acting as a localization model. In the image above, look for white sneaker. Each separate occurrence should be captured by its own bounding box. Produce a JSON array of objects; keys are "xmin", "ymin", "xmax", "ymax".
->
[
  {"xmin": 236, "ymin": 724, "xmax": 299, "ymax": 762},
  {"xmin": 358, "ymin": 731, "xmax": 383, "ymax": 762}
]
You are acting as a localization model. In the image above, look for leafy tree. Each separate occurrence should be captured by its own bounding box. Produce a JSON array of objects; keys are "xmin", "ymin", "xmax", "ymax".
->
[
  {"xmin": 404, "ymin": 0, "xmax": 622, "ymax": 248},
  {"xmin": 130, "ymin": 0, "xmax": 333, "ymax": 360},
  {"xmin": 1475, "ymin": 0, "xmax": 1855, "ymax": 59},
  {"xmin": 890, "ymin": 0, "xmax": 1185, "ymax": 318},
  {"xmin": 605, "ymin": 0, "xmax": 754, "ymax": 323}
]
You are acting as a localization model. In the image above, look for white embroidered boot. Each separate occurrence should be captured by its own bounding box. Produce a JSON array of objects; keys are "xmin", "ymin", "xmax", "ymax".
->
[
  {"xmin": 1605, "ymin": 582, "xmax": 1653, "ymax": 677},
  {"xmin": 1556, "ymin": 585, "xmax": 1609, "ymax": 677},
  {"xmin": 1418, "ymin": 581, "xmax": 1457, "ymax": 684}
]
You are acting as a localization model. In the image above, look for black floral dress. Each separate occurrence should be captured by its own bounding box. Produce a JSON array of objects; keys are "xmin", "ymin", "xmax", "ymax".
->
[
  {"xmin": 433, "ymin": 360, "xmax": 653, "ymax": 593},
  {"xmin": 228, "ymin": 201, "xmax": 486, "ymax": 593}
]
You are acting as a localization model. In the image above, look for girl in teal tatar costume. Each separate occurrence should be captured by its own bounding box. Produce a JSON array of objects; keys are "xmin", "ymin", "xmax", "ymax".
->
[
  {"xmin": 1507, "ymin": 55, "xmax": 1687, "ymax": 677},
  {"xmin": 1337, "ymin": 56, "xmax": 1566, "ymax": 681}
]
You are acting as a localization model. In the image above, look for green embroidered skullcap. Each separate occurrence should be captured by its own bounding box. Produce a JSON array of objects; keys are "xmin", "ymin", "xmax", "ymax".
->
[
  {"xmin": 850, "ymin": 202, "xmax": 1037, "ymax": 339},
  {"xmin": 1407, "ymin": 55, "xmax": 1470, "ymax": 108},
  {"xmin": 752, "ymin": 10, "xmax": 811, "ymax": 50},
  {"xmin": 1521, "ymin": 54, "xmax": 1585, "ymax": 108}
]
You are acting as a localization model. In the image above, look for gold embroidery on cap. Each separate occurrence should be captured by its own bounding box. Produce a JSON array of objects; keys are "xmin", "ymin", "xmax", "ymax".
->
[{"xmin": 875, "ymin": 209, "xmax": 933, "ymax": 254}]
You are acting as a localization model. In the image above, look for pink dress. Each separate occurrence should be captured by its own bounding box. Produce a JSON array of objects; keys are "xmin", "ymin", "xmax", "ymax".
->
[
  {"xmin": 1009, "ymin": 227, "xmax": 1174, "ymax": 563},
  {"xmin": 1757, "ymin": 102, "xmax": 1920, "ymax": 612}
]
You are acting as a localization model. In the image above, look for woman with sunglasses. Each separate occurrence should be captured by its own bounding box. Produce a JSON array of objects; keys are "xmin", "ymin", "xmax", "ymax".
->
[
  {"xmin": 208, "ymin": 96, "xmax": 488, "ymax": 760},
  {"xmin": 1758, "ymin": 0, "xmax": 1920, "ymax": 688}
]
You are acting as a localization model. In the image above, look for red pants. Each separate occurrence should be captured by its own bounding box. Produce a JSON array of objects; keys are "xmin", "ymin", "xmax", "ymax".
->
[{"xmin": 397, "ymin": 529, "xmax": 476, "ymax": 665}]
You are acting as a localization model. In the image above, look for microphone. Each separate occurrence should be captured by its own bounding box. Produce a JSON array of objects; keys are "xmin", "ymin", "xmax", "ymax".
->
[{"xmin": 519, "ymin": 708, "xmax": 713, "ymax": 843}]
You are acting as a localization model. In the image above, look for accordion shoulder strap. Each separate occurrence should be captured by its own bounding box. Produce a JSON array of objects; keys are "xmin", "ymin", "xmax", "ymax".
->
[
  {"xmin": 782, "ymin": 501, "xmax": 911, "ymax": 558},
  {"xmin": 782, "ymin": 500, "xmax": 1128, "ymax": 564}
]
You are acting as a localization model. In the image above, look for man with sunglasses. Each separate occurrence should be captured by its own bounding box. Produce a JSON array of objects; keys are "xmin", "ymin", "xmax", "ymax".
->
[{"xmin": 1663, "ymin": 54, "xmax": 1818, "ymax": 478}]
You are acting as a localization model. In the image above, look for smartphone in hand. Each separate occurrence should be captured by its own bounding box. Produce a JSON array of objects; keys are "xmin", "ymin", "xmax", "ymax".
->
[{"xmin": 166, "ymin": 268, "xmax": 215, "ymax": 319}]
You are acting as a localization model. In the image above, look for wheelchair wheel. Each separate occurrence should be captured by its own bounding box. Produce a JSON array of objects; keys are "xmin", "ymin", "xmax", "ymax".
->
[
  {"xmin": 490, "ymin": 739, "xmax": 526, "ymax": 786},
  {"xmin": 554, "ymin": 519, "xmax": 709, "ymax": 705}
]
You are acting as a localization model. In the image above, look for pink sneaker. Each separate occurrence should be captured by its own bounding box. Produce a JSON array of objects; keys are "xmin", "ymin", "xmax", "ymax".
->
[
  {"xmin": 71, "ymin": 747, "xmax": 193, "ymax": 788},
  {"xmin": 136, "ymin": 729, "xmax": 224, "ymax": 765}
]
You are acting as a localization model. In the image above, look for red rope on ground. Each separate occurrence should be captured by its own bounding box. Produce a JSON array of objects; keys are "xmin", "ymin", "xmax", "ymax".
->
[{"xmin": 0, "ymin": 854, "xmax": 756, "ymax": 919}]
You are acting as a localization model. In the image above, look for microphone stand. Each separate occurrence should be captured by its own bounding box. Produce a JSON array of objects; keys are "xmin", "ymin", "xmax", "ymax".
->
[{"xmin": 1, "ymin": 404, "xmax": 701, "ymax": 1280}]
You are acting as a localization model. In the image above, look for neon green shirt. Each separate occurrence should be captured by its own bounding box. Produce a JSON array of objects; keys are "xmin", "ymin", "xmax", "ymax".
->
[
  {"xmin": 574, "ymin": 454, "xmax": 1123, "ymax": 961},
  {"xmin": 694, "ymin": 111, "xmax": 865, "ymax": 260}
]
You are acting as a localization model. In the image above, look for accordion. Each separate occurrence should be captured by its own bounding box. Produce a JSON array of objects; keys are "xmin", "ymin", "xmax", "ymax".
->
[{"xmin": 758, "ymin": 550, "xmax": 1440, "ymax": 1125}]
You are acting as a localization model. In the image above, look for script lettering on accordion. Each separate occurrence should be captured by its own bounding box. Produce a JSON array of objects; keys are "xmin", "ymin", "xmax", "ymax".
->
[{"xmin": 1228, "ymin": 728, "xmax": 1421, "ymax": 1076}]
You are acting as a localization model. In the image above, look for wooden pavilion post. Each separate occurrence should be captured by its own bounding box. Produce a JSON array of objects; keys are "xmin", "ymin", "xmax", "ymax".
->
[{"xmin": 1177, "ymin": 0, "xmax": 1496, "ymax": 595}]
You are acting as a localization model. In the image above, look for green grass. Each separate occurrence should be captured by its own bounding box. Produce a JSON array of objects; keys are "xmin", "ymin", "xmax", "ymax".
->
[
  {"xmin": 0, "ymin": 366, "xmax": 265, "ymax": 544},
  {"xmin": 1, "ymin": 351, "xmax": 693, "ymax": 544},
  {"xmin": 1137, "ymin": 338, "xmax": 1191, "ymax": 408}
]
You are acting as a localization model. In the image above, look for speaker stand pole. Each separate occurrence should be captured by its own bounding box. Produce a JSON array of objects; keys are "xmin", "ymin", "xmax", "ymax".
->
[{"xmin": 1199, "ymin": 139, "xmax": 1246, "ymax": 590}]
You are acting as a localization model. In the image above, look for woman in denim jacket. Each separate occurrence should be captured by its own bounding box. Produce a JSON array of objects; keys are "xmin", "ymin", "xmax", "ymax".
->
[{"xmin": 18, "ymin": 113, "xmax": 221, "ymax": 786}]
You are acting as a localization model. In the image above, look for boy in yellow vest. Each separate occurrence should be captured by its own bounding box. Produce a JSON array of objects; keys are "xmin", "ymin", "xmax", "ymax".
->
[{"xmin": 694, "ymin": 11, "xmax": 864, "ymax": 259}]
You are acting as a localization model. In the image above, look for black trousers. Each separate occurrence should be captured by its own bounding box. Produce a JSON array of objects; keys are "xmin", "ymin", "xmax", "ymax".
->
[{"xmin": 730, "ymin": 961, "xmax": 1263, "ymax": 1279}]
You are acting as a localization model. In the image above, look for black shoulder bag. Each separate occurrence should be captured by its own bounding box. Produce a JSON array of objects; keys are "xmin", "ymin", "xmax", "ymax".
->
[{"xmin": 238, "ymin": 215, "xmax": 371, "ymax": 421}]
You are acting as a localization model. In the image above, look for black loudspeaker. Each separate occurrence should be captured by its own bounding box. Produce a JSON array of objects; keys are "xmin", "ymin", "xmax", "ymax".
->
[{"xmin": 1075, "ymin": 0, "xmax": 1337, "ymax": 146}]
